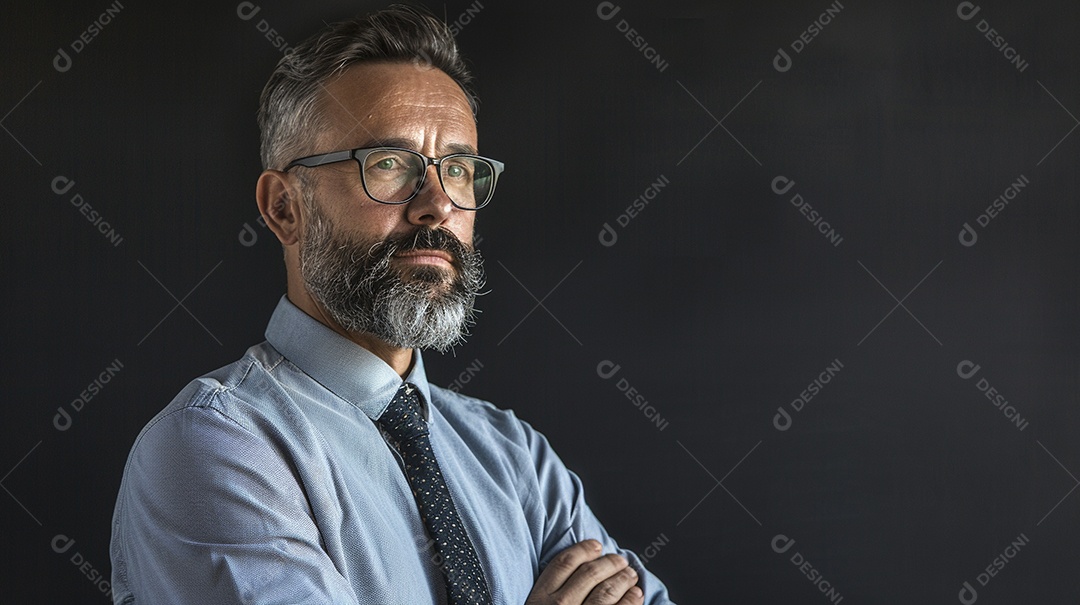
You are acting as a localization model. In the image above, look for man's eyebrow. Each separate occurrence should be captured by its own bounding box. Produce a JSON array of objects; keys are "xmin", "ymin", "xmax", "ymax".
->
[
  {"xmin": 442, "ymin": 142, "xmax": 478, "ymax": 156},
  {"xmin": 355, "ymin": 138, "xmax": 478, "ymax": 156},
  {"xmin": 356, "ymin": 137, "xmax": 419, "ymax": 151}
]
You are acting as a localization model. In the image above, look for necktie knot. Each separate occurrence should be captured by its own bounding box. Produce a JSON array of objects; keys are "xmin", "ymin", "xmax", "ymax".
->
[{"xmin": 378, "ymin": 382, "xmax": 429, "ymax": 444}]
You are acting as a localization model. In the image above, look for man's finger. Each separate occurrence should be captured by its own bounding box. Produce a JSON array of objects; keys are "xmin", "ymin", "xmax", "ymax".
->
[
  {"xmin": 610, "ymin": 584, "xmax": 644, "ymax": 605},
  {"xmin": 531, "ymin": 539, "xmax": 605, "ymax": 595},
  {"xmin": 556, "ymin": 553, "xmax": 632, "ymax": 603},
  {"xmin": 586, "ymin": 565, "xmax": 640, "ymax": 605}
]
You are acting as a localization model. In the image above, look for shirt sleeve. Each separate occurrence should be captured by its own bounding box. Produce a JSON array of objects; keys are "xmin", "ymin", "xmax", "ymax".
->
[
  {"xmin": 521, "ymin": 422, "xmax": 677, "ymax": 605},
  {"xmin": 110, "ymin": 402, "xmax": 360, "ymax": 605}
]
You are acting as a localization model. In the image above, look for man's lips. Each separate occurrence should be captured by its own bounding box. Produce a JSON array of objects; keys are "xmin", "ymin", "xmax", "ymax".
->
[{"xmin": 394, "ymin": 249, "xmax": 455, "ymax": 267}]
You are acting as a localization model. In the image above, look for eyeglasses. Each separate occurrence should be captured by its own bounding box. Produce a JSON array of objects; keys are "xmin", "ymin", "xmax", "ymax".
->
[{"xmin": 284, "ymin": 146, "xmax": 505, "ymax": 210}]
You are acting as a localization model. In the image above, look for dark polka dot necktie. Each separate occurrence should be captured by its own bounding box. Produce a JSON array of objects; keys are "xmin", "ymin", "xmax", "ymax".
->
[{"xmin": 377, "ymin": 382, "xmax": 493, "ymax": 605}]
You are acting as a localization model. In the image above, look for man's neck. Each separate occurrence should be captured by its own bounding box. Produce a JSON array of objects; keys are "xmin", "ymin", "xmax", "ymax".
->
[{"xmin": 286, "ymin": 287, "xmax": 414, "ymax": 378}]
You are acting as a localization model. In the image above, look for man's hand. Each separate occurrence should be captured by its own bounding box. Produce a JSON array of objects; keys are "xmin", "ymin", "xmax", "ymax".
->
[{"xmin": 525, "ymin": 539, "xmax": 644, "ymax": 605}]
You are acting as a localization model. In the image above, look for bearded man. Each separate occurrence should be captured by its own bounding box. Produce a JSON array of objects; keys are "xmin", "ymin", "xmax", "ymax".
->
[{"xmin": 110, "ymin": 6, "xmax": 675, "ymax": 605}]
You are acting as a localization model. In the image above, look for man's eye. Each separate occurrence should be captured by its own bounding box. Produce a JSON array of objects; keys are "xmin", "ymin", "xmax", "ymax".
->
[
  {"xmin": 375, "ymin": 158, "xmax": 397, "ymax": 170},
  {"xmin": 446, "ymin": 163, "xmax": 473, "ymax": 179}
]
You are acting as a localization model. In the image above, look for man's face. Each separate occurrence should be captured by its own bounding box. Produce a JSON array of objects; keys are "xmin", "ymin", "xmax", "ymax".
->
[{"xmin": 295, "ymin": 61, "xmax": 485, "ymax": 351}]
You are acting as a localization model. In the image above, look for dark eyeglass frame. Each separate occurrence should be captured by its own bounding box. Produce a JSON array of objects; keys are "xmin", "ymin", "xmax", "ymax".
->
[{"xmin": 283, "ymin": 146, "xmax": 505, "ymax": 210}]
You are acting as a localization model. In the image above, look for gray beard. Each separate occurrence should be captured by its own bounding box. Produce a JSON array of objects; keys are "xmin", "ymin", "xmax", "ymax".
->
[{"xmin": 298, "ymin": 198, "xmax": 484, "ymax": 353}]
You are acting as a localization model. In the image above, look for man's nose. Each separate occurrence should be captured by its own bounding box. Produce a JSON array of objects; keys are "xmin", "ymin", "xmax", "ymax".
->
[{"xmin": 406, "ymin": 165, "xmax": 454, "ymax": 227}]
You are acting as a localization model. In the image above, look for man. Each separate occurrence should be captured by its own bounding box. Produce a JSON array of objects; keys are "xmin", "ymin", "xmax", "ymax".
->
[{"xmin": 110, "ymin": 6, "xmax": 675, "ymax": 604}]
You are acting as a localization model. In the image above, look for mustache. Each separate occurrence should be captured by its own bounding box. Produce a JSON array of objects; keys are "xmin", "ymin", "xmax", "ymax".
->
[{"xmin": 375, "ymin": 227, "xmax": 476, "ymax": 266}]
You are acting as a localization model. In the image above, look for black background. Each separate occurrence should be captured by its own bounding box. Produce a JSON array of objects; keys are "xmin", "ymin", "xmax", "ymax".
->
[{"xmin": 3, "ymin": 1, "xmax": 1079, "ymax": 603}]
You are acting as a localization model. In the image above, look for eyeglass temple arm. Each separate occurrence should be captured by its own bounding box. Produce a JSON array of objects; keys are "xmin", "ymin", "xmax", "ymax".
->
[{"xmin": 283, "ymin": 150, "xmax": 356, "ymax": 171}]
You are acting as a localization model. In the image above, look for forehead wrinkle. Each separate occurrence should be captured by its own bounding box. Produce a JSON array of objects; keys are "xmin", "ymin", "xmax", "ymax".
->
[
  {"xmin": 317, "ymin": 65, "xmax": 476, "ymax": 154},
  {"xmin": 326, "ymin": 63, "xmax": 471, "ymax": 118},
  {"xmin": 365, "ymin": 90, "xmax": 475, "ymax": 129}
]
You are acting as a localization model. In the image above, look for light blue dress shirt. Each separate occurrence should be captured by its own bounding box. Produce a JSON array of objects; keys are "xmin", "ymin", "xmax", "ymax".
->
[{"xmin": 110, "ymin": 296, "xmax": 675, "ymax": 604}]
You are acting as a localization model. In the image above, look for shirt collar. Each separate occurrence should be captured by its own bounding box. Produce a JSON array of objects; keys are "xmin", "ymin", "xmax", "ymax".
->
[{"xmin": 264, "ymin": 295, "xmax": 433, "ymax": 421}]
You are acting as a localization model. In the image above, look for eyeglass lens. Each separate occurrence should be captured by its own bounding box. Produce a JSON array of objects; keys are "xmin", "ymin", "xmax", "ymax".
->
[{"xmin": 361, "ymin": 149, "xmax": 495, "ymax": 209}]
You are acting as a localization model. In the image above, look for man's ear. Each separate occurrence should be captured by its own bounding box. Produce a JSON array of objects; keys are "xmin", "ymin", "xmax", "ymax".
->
[{"xmin": 256, "ymin": 169, "xmax": 303, "ymax": 246}]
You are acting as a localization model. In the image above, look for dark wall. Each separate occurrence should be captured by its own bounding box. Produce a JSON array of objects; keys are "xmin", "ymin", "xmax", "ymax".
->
[{"xmin": 4, "ymin": 1, "xmax": 1078, "ymax": 603}]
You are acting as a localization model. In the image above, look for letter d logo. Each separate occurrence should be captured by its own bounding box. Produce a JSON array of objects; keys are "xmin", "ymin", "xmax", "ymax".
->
[
  {"xmin": 237, "ymin": 1, "xmax": 261, "ymax": 20},
  {"xmin": 596, "ymin": 360, "xmax": 621, "ymax": 379},
  {"xmin": 956, "ymin": 2, "xmax": 981, "ymax": 21},
  {"xmin": 958, "ymin": 581, "xmax": 978, "ymax": 604},
  {"xmin": 52, "ymin": 175, "xmax": 75, "ymax": 195},
  {"xmin": 53, "ymin": 408, "xmax": 72, "ymax": 431},
  {"xmin": 958, "ymin": 222, "xmax": 978, "ymax": 247},
  {"xmin": 771, "ymin": 534, "xmax": 795, "ymax": 554},
  {"xmin": 773, "ymin": 407, "xmax": 792, "ymax": 431},
  {"xmin": 956, "ymin": 360, "xmax": 980, "ymax": 380},
  {"xmin": 596, "ymin": 2, "xmax": 621, "ymax": 20},
  {"xmin": 51, "ymin": 534, "xmax": 76, "ymax": 554},
  {"xmin": 238, "ymin": 223, "xmax": 258, "ymax": 247},
  {"xmin": 773, "ymin": 48, "xmax": 793, "ymax": 73},
  {"xmin": 53, "ymin": 48, "xmax": 73, "ymax": 73},
  {"xmin": 598, "ymin": 222, "xmax": 618, "ymax": 247},
  {"xmin": 771, "ymin": 175, "xmax": 795, "ymax": 195}
]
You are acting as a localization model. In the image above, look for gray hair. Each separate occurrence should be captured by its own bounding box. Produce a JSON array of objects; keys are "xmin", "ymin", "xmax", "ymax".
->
[{"xmin": 257, "ymin": 4, "xmax": 478, "ymax": 171}]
